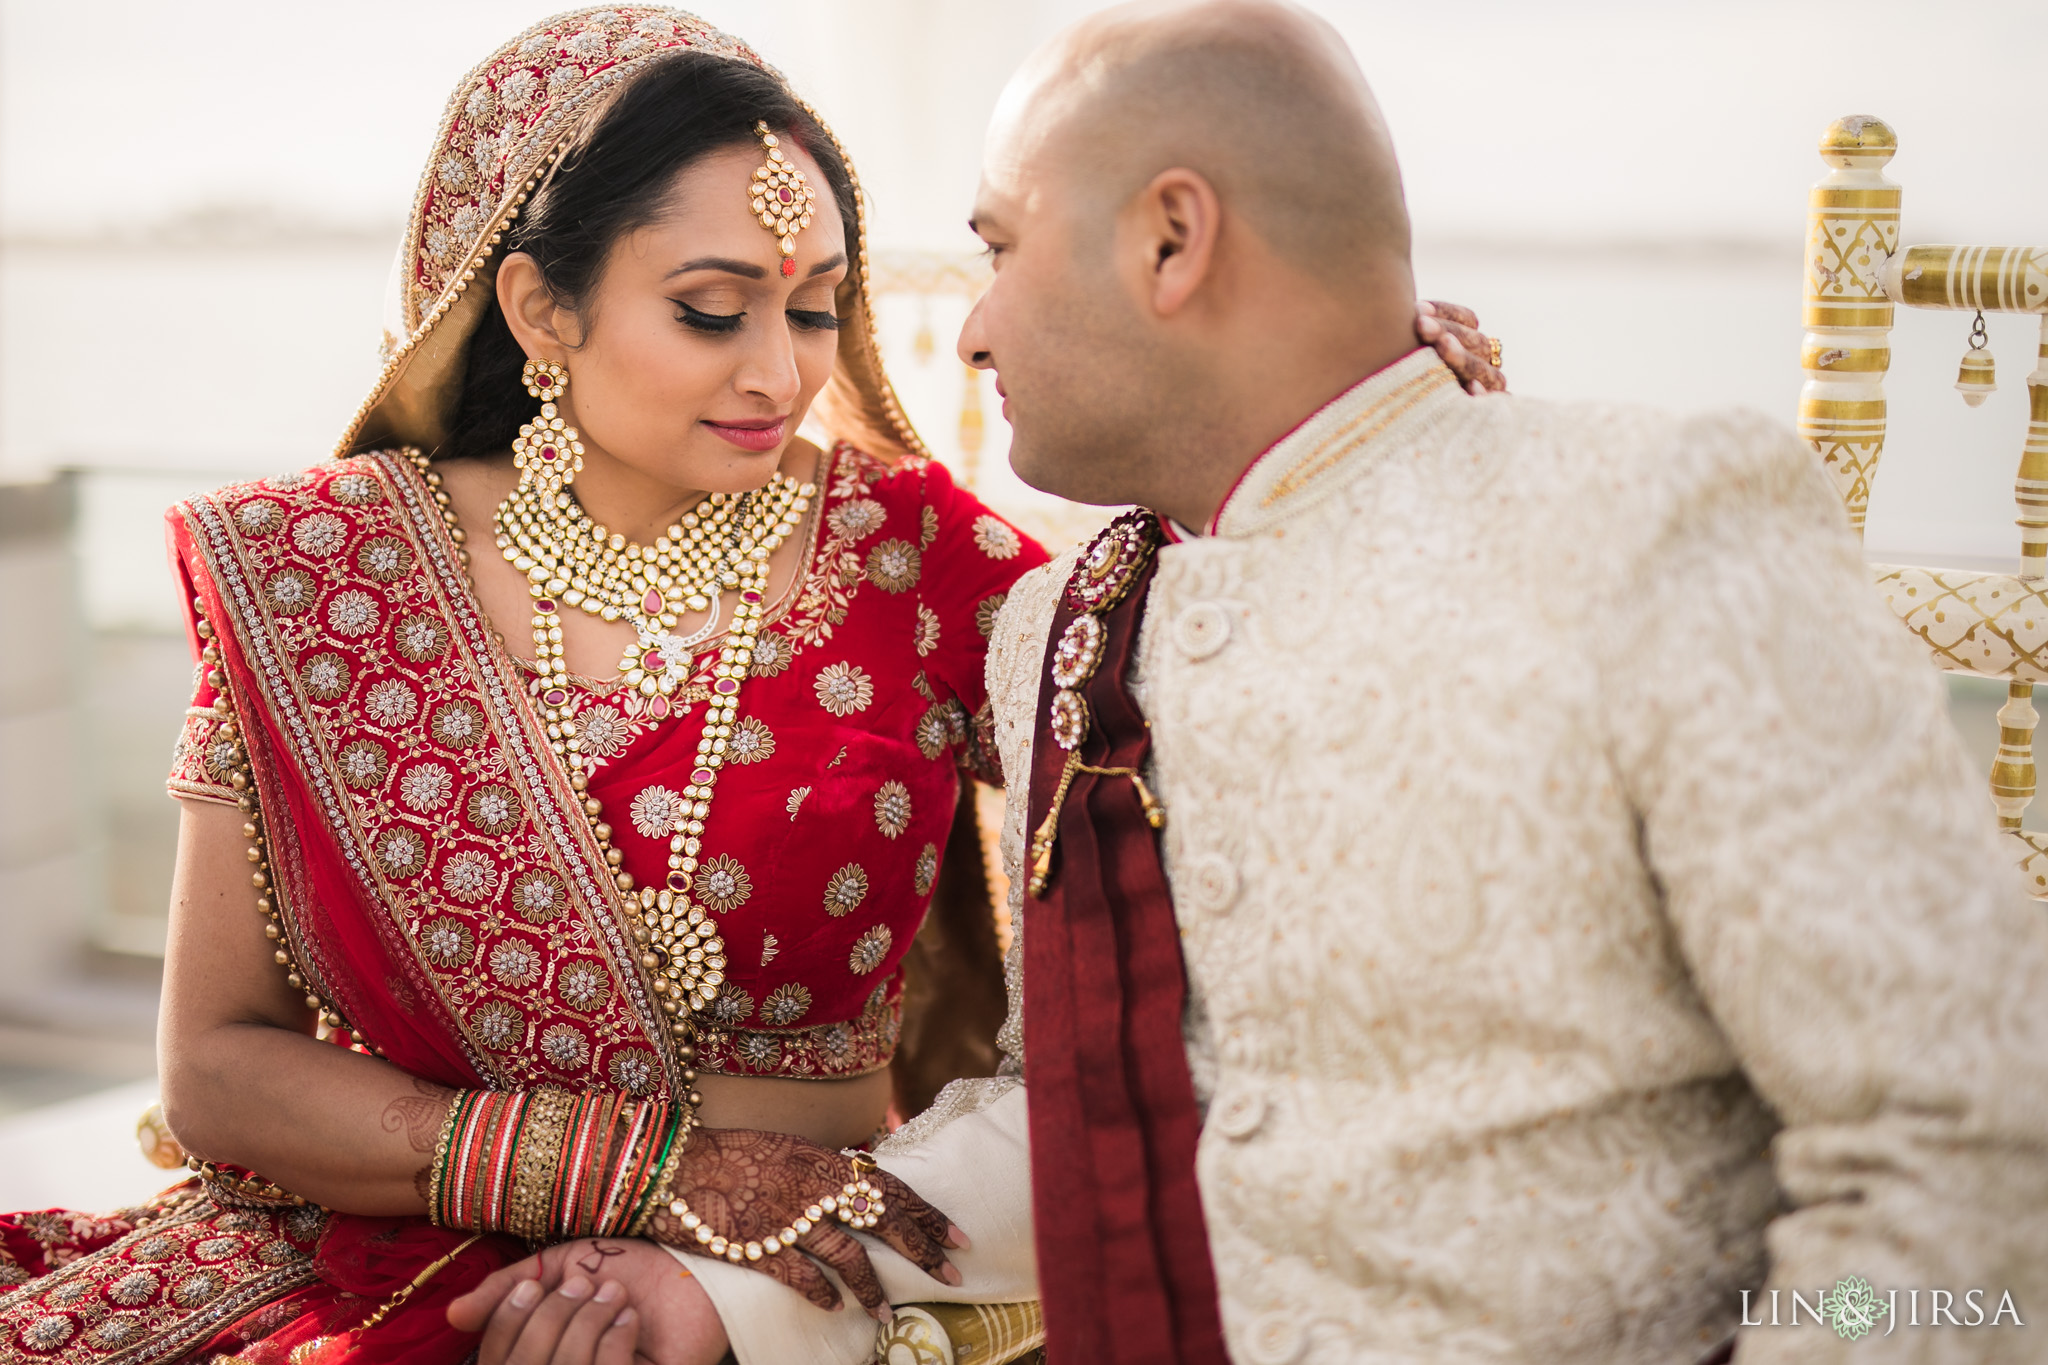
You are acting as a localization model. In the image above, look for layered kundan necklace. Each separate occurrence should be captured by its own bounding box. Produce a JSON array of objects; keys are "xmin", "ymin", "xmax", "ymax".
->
[{"xmin": 490, "ymin": 356, "xmax": 814, "ymax": 1032}]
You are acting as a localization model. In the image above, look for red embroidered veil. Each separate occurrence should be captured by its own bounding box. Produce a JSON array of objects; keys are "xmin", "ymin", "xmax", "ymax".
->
[{"xmin": 0, "ymin": 9, "xmax": 1045, "ymax": 1361}]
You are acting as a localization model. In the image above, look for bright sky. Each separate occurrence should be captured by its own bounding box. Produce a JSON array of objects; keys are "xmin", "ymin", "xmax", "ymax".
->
[{"xmin": 3, "ymin": 0, "xmax": 2042, "ymax": 248}]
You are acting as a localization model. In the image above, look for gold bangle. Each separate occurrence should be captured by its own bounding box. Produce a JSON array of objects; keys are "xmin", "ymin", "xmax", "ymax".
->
[
  {"xmin": 629, "ymin": 1118, "xmax": 688, "ymax": 1238},
  {"xmin": 1488, "ymin": 336, "xmax": 1503, "ymax": 368},
  {"xmin": 506, "ymin": 1088, "xmax": 575, "ymax": 1241}
]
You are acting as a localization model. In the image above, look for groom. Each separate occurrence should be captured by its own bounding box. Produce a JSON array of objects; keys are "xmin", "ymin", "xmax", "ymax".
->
[{"xmin": 954, "ymin": 1, "xmax": 2048, "ymax": 1363}]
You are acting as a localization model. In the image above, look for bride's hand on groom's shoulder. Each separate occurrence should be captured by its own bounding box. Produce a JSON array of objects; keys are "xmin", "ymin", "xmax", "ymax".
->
[
  {"xmin": 449, "ymin": 1237, "xmax": 727, "ymax": 1365},
  {"xmin": 646, "ymin": 1126, "xmax": 967, "ymax": 1321},
  {"xmin": 1416, "ymin": 300, "xmax": 1508, "ymax": 395}
]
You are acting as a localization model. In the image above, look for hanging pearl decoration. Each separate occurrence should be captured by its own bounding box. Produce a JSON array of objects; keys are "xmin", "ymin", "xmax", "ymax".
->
[{"xmin": 491, "ymin": 470, "xmax": 813, "ymax": 1030}]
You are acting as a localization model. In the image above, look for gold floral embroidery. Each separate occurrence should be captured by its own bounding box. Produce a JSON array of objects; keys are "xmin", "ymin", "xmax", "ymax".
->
[
  {"xmin": 325, "ymin": 590, "xmax": 381, "ymax": 638},
  {"xmin": 329, "ymin": 472, "xmax": 384, "ymax": 506},
  {"xmin": 760, "ymin": 982, "xmax": 812, "ymax": 1026},
  {"xmin": 694, "ymin": 980, "xmax": 901, "ymax": 1079},
  {"xmin": 786, "ymin": 786, "xmax": 811, "ymax": 817},
  {"xmin": 707, "ymin": 986, "xmax": 755, "ymax": 1026},
  {"xmin": 472, "ymin": 999, "xmax": 524, "ymax": 1051},
  {"xmin": 558, "ymin": 960, "xmax": 611, "ymax": 1010},
  {"xmin": 972, "ymin": 514, "xmax": 1022, "ymax": 560},
  {"xmin": 266, "ymin": 569, "xmax": 317, "ymax": 616},
  {"xmin": 440, "ymin": 848, "xmax": 500, "ymax": 903},
  {"xmin": 377, "ymin": 826, "xmax": 429, "ymax": 879},
  {"xmin": 426, "ymin": 701, "xmax": 483, "ymax": 752},
  {"xmin": 357, "ymin": 534, "xmax": 415, "ymax": 582},
  {"xmin": 976, "ymin": 592, "xmax": 1007, "ymax": 639},
  {"xmin": 292, "ymin": 512, "xmax": 350, "ymax": 558},
  {"xmin": 865, "ymin": 539, "xmax": 920, "ymax": 593},
  {"xmin": 874, "ymin": 781, "xmax": 912, "ymax": 839},
  {"xmin": 920, "ymin": 503, "xmax": 939, "ymax": 549},
  {"xmin": 398, "ymin": 762, "xmax": 455, "ymax": 812},
  {"xmin": 489, "ymin": 936, "xmax": 543, "ymax": 987},
  {"xmin": 726, "ymin": 715, "xmax": 775, "ymax": 764},
  {"xmin": 913, "ymin": 705, "xmax": 952, "ymax": 761},
  {"xmin": 510, "ymin": 870, "xmax": 568, "ymax": 924},
  {"xmin": 824, "ymin": 863, "xmax": 868, "ymax": 917},
  {"xmin": 364, "ymin": 677, "xmax": 418, "ymax": 726},
  {"xmin": 235, "ymin": 499, "xmax": 284, "ymax": 536},
  {"xmin": 828, "ymin": 499, "xmax": 885, "ymax": 541},
  {"xmin": 914, "ymin": 603, "xmax": 941, "ymax": 657},
  {"xmin": 418, "ymin": 916, "xmax": 473, "ymax": 966},
  {"xmin": 630, "ymin": 785, "xmax": 685, "ymax": 838},
  {"xmin": 540, "ymin": 1023, "xmax": 589, "ymax": 1070},
  {"xmin": 394, "ymin": 612, "xmax": 451, "ymax": 662},
  {"xmin": 849, "ymin": 925, "xmax": 892, "ymax": 975},
  {"xmin": 914, "ymin": 842, "xmax": 940, "ymax": 897},
  {"xmin": 337, "ymin": 739, "xmax": 389, "ymax": 790},
  {"xmin": 814, "ymin": 661, "xmax": 874, "ymax": 716},
  {"xmin": 749, "ymin": 630, "xmax": 793, "ymax": 677},
  {"xmin": 467, "ymin": 783, "xmax": 522, "ymax": 835},
  {"xmin": 300, "ymin": 652, "xmax": 351, "ymax": 701},
  {"xmin": 609, "ymin": 1048, "xmax": 659, "ymax": 1093},
  {"xmin": 696, "ymin": 854, "xmax": 752, "ymax": 913}
]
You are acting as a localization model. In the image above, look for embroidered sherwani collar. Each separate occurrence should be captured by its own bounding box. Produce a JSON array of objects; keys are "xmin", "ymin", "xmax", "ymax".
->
[{"xmin": 1211, "ymin": 348, "xmax": 1465, "ymax": 538}]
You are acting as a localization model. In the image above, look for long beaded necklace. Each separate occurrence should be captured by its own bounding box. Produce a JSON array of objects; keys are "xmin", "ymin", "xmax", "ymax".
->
[{"xmin": 491, "ymin": 454, "xmax": 814, "ymax": 1037}]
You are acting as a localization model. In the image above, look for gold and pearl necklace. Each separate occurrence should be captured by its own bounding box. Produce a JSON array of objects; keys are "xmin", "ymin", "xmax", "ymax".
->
[
  {"xmin": 491, "ymin": 473, "xmax": 814, "ymax": 1033},
  {"xmin": 496, "ymin": 472, "xmax": 806, "ymax": 697}
]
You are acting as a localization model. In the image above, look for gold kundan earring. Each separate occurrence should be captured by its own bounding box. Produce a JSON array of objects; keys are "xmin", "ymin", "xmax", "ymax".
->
[
  {"xmin": 749, "ymin": 121, "xmax": 815, "ymax": 278},
  {"xmin": 514, "ymin": 358, "xmax": 583, "ymax": 493}
]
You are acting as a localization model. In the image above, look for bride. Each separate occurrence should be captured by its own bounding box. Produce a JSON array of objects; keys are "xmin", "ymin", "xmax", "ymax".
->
[{"xmin": 0, "ymin": 8, "xmax": 1496, "ymax": 1363}]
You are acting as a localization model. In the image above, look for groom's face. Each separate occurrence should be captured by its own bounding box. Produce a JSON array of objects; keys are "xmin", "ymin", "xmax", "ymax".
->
[{"xmin": 959, "ymin": 101, "xmax": 1157, "ymax": 507}]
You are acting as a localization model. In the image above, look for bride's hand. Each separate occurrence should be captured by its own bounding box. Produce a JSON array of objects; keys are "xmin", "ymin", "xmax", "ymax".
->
[
  {"xmin": 449, "ymin": 1237, "xmax": 727, "ymax": 1365},
  {"xmin": 1415, "ymin": 299, "xmax": 1506, "ymax": 394},
  {"xmin": 645, "ymin": 1127, "xmax": 966, "ymax": 1321}
]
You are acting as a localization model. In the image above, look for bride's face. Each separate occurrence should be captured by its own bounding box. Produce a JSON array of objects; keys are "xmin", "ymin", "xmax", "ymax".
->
[{"xmin": 498, "ymin": 142, "xmax": 848, "ymax": 498}]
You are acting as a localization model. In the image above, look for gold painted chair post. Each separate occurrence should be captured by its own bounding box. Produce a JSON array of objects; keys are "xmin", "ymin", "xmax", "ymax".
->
[{"xmin": 1802, "ymin": 116, "xmax": 2048, "ymax": 895}]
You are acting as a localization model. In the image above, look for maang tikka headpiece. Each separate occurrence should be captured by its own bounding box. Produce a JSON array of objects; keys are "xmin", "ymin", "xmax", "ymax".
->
[{"xmin": 749, "ymin": 120, "xmax": 815, "ymax": 277}]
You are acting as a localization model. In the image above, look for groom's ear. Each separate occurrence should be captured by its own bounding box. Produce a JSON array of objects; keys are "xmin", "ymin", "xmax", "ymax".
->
[{"xmin": 1121, "ymin": 167, "xmax": 1222, "ymax": 320}]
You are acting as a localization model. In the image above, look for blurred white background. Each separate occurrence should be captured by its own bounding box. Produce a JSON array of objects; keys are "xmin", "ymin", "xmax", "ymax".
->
[{"xmin": 0, "ymin": 0, "xmax": 2042, "ymax": 1207}]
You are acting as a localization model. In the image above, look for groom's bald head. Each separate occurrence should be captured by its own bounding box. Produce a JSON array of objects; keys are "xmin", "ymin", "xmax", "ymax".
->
[
  {"xmin": 963, "ymin": 0, "xmax": 1420, "ymax": 520},
  {"xmin": 988, "ymin": 0, "xmax": 1409, "ymax": 273}
]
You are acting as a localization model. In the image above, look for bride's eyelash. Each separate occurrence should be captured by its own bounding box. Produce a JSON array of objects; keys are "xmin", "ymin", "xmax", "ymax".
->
[
  {"xmin": 788, "ymin": 309, "xmax": 840, "ymax": 332},
  {"xmin": 677, "ymin": 301, "xmax": 744, "ymax": 334}
]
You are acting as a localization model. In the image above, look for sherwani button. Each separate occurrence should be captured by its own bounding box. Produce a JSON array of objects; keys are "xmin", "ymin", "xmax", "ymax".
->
[
  {"xmin": 1172, "ymin": 601, "xmax": 1232, "ymax": 659},
  {"xmin": 1212, "ymin": 1089, "xmax": 1266, "ymax": 1139},
  {"xmin": 1184, "ymin": 854, "xmax": 1240, "ymax": 913},
  {"xmin": 1241, "ymin": 1309, "xmax": 1306, "ymax": 1365}
]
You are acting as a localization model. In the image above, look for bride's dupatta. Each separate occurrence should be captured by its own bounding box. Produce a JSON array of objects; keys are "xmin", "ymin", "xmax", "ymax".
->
[{"xmin": 0, "ymin": 9, "xmax": 1016, "ymax": 1362}]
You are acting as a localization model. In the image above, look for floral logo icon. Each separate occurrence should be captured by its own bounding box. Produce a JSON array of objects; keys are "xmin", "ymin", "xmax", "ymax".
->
[{"xmin": 1823, "ymin": 1275, "xmax": 1889, "ymax": 1341}]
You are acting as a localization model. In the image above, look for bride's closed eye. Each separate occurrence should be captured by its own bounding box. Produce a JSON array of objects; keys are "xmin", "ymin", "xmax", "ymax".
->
[{"xmin": 677, "ymin": 301, "xmax": 744, "ymax": 334}]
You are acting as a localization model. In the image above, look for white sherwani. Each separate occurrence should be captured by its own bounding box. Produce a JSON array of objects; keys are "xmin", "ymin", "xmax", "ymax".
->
[{"xmin": 690, "ymin": 350, "xmax": 2048, "ymax": 1363}]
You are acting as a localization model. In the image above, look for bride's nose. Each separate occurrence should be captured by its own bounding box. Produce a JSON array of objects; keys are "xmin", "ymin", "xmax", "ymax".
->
[{"xmin": 733, "ymin": 321, "xmax": 803, "ymax": 406}]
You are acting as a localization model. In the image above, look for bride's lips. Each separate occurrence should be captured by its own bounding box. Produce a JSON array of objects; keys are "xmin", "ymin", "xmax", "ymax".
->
[{"xmin": 702, "ymin": 416, "xmax": 787, "ymax": 452}]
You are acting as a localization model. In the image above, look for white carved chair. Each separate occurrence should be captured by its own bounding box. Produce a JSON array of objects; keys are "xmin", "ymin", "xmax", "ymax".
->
[{"xmin": 1801, "ymin": 115, "xmax": 2048, "ymax": 896}]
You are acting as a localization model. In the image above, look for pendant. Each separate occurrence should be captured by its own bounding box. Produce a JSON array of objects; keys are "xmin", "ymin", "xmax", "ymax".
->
[{"xmin": 621, "ymin": 626, "xmax": 695, "ymax": 697}]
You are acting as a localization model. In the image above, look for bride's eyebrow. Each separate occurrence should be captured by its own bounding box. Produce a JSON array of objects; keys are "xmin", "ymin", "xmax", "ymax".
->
[
  {"xmin": 666, "ymin": 256, "xmax": 765, "ymax": 280},
  {"xmin": 663, "ymin": 252, "xmax": 847, "ymax": 282}
]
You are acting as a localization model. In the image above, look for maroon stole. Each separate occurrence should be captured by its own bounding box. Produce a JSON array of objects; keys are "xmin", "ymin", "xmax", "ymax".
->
[{"xmin": 1023, "ymin": 512, "xmax": 1230, "ymax": 1364}]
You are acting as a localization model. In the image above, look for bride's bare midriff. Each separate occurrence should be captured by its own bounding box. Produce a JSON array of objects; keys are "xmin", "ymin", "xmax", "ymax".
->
[{"xmin": 438, "ymin": 440, "xmax": 890, "ymax": 1150}]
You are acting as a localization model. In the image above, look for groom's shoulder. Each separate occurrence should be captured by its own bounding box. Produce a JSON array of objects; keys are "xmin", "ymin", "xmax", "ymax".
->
[{"xmin": 1466, "ymin": 394, "xmax": 1836, "ymax": 541}]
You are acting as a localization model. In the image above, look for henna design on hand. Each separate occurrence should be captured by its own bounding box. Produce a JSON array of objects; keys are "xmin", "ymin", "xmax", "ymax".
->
[
  {"xmin": 1418, "ymin": 299, "xmax": 1506, "ymax": 394},
  {"xmin": 381, "ymin": 1076, "xmax": 455, "ymax": 1153},
  {"xmin": 646, "ymin": 1128, "xmax": 954, "ymax": 1315}
]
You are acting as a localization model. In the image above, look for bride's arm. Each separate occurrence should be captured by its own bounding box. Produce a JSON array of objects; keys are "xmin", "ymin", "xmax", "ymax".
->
[{"xmin": 156, "ymin": 796, "xmax": 453, "ymax": 1213}]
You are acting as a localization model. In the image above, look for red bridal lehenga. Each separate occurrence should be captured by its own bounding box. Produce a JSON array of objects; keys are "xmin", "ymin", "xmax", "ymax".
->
[{"xmin": 0, "ymin": 9, "xmax": 1046, "ymax": 1361}]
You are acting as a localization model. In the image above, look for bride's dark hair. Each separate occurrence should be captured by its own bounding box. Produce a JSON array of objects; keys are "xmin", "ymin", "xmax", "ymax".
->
[{"xmin": 435, "ymin": 50, "xmax": 859, "ymax": 463}]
